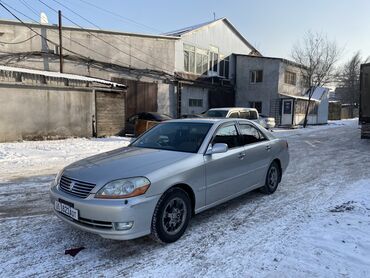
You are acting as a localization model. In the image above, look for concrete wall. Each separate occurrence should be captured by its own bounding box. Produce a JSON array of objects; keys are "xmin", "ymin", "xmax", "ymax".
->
[
  {"xmin": 278, "ymin": 63, "xmax": 308, "ymax": 97},
  {"xmin": 0, "ymin": 20, "xmax": 177, "ymax": 82},
  {"xmin": 235, "ymin": 56, "xmax": 280, "ymax": 116},
  {"xmin": 0, "ymin": 84, "xmax": 94, "ymax": 142},
  {"xmin": 181, "ymin": 86, "xmax": 208, "ymax": 115},
  {"xmin": 293, "ymin": 114, "xmax": 317, "ymax": 125},
  {"xmin": 157, "ymin": 83, "xmax": 176, "ymax": 117},
  {"xmin": 236, "ymin": 56, "xmax": 310, "ymax": 119}
]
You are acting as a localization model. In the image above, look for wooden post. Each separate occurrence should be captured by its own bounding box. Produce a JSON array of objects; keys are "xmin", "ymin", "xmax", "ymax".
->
[{"xmin": 58, "ymin": 10, "xmax": 63, "ymax": 73}]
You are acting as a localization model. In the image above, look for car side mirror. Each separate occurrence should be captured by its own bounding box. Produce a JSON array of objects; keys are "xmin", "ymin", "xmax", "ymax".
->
[{"xmin": 205, "ymin": 143, "xmax": 228, "ymax": 155}]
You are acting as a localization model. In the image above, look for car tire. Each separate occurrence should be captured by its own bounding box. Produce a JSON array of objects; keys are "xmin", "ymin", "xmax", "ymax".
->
[
  {"xmin": 260, "ymin": 161, "xmax": 281, "ymax": 194},
  {"xmin": 150, "ymin": 187, "xmax": 191, "ymax": 243}
]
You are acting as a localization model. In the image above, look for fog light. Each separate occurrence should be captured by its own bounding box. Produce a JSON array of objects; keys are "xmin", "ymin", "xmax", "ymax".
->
[{"xmin": 114, "ymin": 221, "xmax": 134, "ymax": 231}]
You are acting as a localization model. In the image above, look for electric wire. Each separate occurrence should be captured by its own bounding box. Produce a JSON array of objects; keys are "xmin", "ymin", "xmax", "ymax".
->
[
  {"xmin": 1, "ymin": 0, "xmax": 132, "ymax": 68},
  {"xmin": 0, "ymin": 34, "xmax": 37, "ymax": 44},
  {"xmin": 37, "ymin": 0, "xmax": 173, "ymax": 74},
  {"xmin": 76, "ymin": 0, "xmax": 163, "ymax": 34},
  {"xmin": 49, "ymin": 0, "xmax": 178, "ymax": 72}
]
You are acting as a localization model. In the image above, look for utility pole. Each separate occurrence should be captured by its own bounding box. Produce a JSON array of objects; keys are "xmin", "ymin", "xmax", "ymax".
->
[{"xmin": 58, "ymin": 10, "xmax": 63, "ymax": 73}]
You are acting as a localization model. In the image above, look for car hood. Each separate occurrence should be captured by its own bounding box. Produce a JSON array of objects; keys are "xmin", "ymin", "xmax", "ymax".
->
[{"xmin": 62, "ymin": 147, "xmax": 192, "ymax": 186}]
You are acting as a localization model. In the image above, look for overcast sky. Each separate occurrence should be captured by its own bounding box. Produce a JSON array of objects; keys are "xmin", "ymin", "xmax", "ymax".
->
[{"xmin": 1, "ymin": 0, "xmax": 369, "ymax": 64}]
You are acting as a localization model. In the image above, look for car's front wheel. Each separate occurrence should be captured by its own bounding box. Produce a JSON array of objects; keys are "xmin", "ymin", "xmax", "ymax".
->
[{"xmin": 151, "ymin": 187, "xmax": 191, "ymax": 243}]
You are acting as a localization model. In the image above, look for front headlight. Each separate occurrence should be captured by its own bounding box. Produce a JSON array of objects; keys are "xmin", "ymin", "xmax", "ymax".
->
[
  {"xmin": 95, "ymin": 177, "xmax": 151, "ymax": 199},
  {"xmin": 51, "ymin": 169, "xmax": 63, "ymax": 189}
]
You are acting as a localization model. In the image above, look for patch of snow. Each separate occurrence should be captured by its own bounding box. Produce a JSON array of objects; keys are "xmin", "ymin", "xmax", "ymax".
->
[
  {"xmin": 0, "ymin": 137, "xmax": 131, "ymax": 182},
  {"xmin": 271, "ymin": 179, "xmax": 370, "ymax": 277},
  {"xmin": 272, "ymin": 118, "xmax": 359, "ymax": 138}
]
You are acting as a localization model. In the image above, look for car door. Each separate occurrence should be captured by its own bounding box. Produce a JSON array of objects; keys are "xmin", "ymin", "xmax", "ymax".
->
[
  {"xmin": 204, "ymin": 122, "xmax": 247, "ymax": 205},
  {"xmin": 237, "ymin": 122, "xmax": 272, "ymax": 188}
]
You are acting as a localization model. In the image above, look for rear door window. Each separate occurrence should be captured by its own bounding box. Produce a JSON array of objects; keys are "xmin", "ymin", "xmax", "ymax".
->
[
  {"xmin": 212, "ymin": 124, "xmax": 241, "ymax": 149},
  {"xmin": 238, "ymin": 124, "xmax": 266, "ymax": 145},
  {"xmin": 239, "ymin": 111, "xmax": 250, "ymax": 119},
  {"xmin": 228, "ymin": 112, "xmax": 239, "ymax": 118},
  {"xmin": 249, "ymin": 111, "xmax": 258, "ymax": 120}
]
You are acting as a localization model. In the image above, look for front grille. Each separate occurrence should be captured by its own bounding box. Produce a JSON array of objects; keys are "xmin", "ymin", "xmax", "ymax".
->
[
  {"xmin": 57, "ymin": 212, "xmax": 113, "ymax": 230},
  {"xmin": 59, "ymin": 175, "xmax": 96, "ymax": 198}
]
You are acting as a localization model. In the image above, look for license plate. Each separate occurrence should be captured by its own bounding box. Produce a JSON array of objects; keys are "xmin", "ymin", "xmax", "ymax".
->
[{"xmin": 55, "ymin": 200, "xmax": 79, "ymax": 220}]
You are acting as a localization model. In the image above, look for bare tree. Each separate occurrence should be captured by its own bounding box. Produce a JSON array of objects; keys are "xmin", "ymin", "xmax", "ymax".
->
[
  {"xmin": 291, "ymin": 31, "xmax": 341, "ymax": 127},
  {"xmin": 336, "ymin": 52, "xmax": 369, "ymax": 117}
]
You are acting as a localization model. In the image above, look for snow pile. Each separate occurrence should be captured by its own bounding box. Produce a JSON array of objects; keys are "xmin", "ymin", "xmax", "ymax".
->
[
  {"xmin": 0, "ymin": 137, "xmax": 131, "ymax": 181},
  {"xmin": 272, "ymin": 118, "xmax": 358, "ymax": 137}
]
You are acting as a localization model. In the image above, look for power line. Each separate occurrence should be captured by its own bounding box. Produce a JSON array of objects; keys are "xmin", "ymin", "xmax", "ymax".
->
[
  {"xmin": 0, "ymin": 34, "xmax": 37, "ymax": 44},
  {"xmin": 2, "ymin": 0, "xmax": 131, "ymax": 68},
  {"xmin": 0, "ymin": 0, "xmax": 107, "ymax": 63},
  {"xmin": 19, "ymin": 0, "xmax": 39, "ymax": 18},
  {"xmin": 38, "ymin": 0, "xmax": 173, "ymax": 74},
  {"xmin": 76, "ymin": 0, "xmax": 163, "ymax": 34},
  {"xmin": 50, "ymin": 0, "xmax": 100, "ymax": 30},
  {"xmin": 49, "ymin": 0, "xmax": 177, "ymax": 72}
]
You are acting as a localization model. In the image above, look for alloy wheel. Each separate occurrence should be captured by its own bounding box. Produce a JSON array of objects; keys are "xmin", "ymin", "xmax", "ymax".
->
[{"xmin": 161, "ymin": 197, "xmax": 187, "ymax": 235}]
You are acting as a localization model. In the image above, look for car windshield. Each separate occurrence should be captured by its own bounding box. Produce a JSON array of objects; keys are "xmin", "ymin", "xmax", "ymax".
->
[
  {"xmin": 131, "ymin": 122, "xmax": 212, "ymax": 153},
  {"xmin": 204, "ymin": 110, "xmax": 228, "ymax": 118}
]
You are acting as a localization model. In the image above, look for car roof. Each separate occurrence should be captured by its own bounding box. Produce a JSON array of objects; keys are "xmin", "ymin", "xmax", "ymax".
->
[
  {"xmin": 208, "ymin": 107, "xmax": 257, "ymax": 111},
  {"xmin": 166, "ymin": 118, "xmax": 255, "ymax": 125}
]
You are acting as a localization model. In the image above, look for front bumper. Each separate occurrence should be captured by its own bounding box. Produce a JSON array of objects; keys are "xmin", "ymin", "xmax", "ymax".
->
[{"xmin": 50, "ymin": 186, "xmax": 160, "ymax": 240}]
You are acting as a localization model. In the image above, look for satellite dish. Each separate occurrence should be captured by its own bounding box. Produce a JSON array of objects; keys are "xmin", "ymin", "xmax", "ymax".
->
[{"xmin": 40, "ymin": 12, "xmax": 48, "ymax": 24}]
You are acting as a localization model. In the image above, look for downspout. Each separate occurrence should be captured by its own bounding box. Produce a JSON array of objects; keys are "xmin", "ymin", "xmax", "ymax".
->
[
  {"xmin": 176, "ymin": 81, "xmax": 182, "ymax": 118},
  {"xmin": 92, "ymin": 88, "xmax": 97, "ymax": 137}
]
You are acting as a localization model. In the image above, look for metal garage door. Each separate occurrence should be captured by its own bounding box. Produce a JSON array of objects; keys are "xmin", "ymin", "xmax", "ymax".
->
[
  {"xmin": 95, "ymin": 91, "xmax": 125, "ymax": 137},
  {"xmin": 208, "ymin": 88, "xmax": 235, "ymax": 108},
  {"xmin": 111, "ymin": 78, "xmax": 158, "ymax": 118}
]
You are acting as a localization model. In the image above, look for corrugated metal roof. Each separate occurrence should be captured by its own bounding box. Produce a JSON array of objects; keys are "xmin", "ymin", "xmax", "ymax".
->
[
  {"xmin": 306, "ymin": 87, "xmax": 329, "ymax": 101},
  {"xmin": 279, "ymin": 93, "xmax": 320, "ymax": 102},
  {"xmin": 0, "ymin": 65, "xmax": 127, "ymax": 88},
  {"xmin": 163, "ymin": 19, "xmax": 217, "ymax": 36},
  {"xmin": 280, "ymin": 87, "xmax": 329, "ymax": 102}
]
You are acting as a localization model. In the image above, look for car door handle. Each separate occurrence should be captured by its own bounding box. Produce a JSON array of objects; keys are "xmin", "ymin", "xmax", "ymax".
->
[
  {"xmin": 265, "ymin": 145, "xmax": 272, "ymax": 151},
  {"xmin": 238, "ymin": 152, "xmax": 246, "ymax": 159}
]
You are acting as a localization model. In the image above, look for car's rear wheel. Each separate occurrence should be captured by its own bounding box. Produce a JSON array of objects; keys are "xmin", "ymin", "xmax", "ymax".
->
[
  {"xmin": 151, "ymin": 188, "xmax": 191, "ymax": 243},
  {"xmin": 260, "ymin": 161, "xmax": 281, "ymax": 194}
]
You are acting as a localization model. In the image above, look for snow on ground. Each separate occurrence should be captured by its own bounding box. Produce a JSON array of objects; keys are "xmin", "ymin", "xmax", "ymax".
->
[
  {"xmin": 0, "ymin": 119, "xmax": 370, "ymax": 277},
  {"xmin": 0, "ymin": 137, "xmax": 131, "ymax": 182},
  {"xmin": 272, "ymin": 118, "xmax": 360, "ymax": 137}
]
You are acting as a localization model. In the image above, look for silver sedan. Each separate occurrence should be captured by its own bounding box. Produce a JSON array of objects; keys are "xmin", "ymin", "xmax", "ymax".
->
[{"xmin": 50, "ymin": 119, "xmax": 289, "ymax": 243}]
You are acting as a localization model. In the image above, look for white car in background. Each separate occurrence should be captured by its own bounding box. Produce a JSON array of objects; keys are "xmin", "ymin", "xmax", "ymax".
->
[
  {"xmin": 203, "ymin": 108, "xmax": 276, "ymax": 129},
  {"xmin": 259, "ymin": 114, "xmax": 276, "ymax": 129}
]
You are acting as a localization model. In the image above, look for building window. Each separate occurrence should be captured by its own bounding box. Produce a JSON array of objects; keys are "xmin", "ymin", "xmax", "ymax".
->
[
  {"xmin": 219, "ymin": 56, "xmax": 230, "ymax": 78},
  {"xmin": 209, "ymin": 46, "xmax": 219, "ymax": 74},
  {"xmin": 249, "ymin": 102, "xmax": 262, "ymax": 113},
  {"xmin": 189, "ymin": 98, "xmax": 203, "ymax": 107},
  {"xmin": 209, "ymin": 52, "xmax": 218, "ymax": 73},
  {"xmin": 184, "ymin": 44, "xmax": 195, "ymax": 73},
  {"xmin": 196, "ymin": 49, "xmax": 208, "ymax": 75},
  {"xmin": 301, "ymin": 75, "xmax": 310, "ymax": 87},
  {"xmin": 196, "ymin": 53, "xmax": 203, "ymax": 74},
  {"xmin": 250, "ymin": 70, "xmax": 263, "ymax": 83},
  {"xmin": 285, "ymin": 71, "xmax": 297, "ymax": 85}
]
